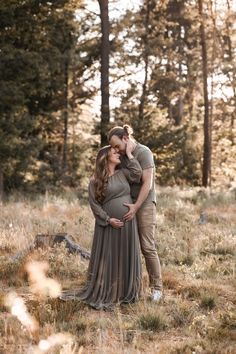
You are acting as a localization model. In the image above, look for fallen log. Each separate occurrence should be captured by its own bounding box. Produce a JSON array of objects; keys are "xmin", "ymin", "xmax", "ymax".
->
[{"xmin": 11, "ymin": 233, "xmax": 90, "ymax": 262}]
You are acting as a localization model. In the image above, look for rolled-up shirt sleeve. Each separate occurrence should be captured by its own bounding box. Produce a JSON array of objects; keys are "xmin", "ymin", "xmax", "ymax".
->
[
  {"xmin": 122, "ymin": 157, "xmax": 142, "ymax": 183},
  {"xmin": 88, "ymin": 180, "xmax": 110, "ymax": 227},
  {"xmin": 138, "ymin": 148, "xmax": 154, "ymax": 170}
]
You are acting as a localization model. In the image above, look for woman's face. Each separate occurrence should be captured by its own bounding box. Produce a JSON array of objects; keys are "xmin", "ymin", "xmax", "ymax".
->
[{"xmin": 108, "ymin": 147, "xmax": 121, "ymax": 165}]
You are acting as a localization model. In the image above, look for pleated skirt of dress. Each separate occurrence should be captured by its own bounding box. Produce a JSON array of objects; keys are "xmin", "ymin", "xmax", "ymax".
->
[{"xmin": 61, "ymin": 219, "xmax": 142, "ymax": 310}]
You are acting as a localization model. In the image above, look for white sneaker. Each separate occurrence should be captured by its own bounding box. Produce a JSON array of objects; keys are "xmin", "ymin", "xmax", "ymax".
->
[{"xmin": 151, "ymin": 290, "xmax": 162, "ymax": 302}]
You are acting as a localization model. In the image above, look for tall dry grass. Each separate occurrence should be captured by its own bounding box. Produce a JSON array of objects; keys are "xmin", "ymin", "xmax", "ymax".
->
[{"xmin": 0, "ymin": 187, "xmax": 236, "ymax": 353}]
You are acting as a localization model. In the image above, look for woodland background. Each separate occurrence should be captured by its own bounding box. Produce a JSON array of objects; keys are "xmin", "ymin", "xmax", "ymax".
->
[
  {"xmin": 0, "ymin": 0, "xmax": 236, "ymax": 196},
  {"xmin": 0, "ymin": 2, "xmax": 236, "ymax": 353}
]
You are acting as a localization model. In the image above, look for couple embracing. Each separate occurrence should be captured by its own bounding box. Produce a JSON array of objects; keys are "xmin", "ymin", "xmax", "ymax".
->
[{"xmin": 63, "ymin": 125, "xmax": 162, "ymax": 310}]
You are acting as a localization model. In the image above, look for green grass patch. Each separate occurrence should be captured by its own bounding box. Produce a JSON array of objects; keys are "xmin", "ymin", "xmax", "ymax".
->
[
  {"xmin": 200, "ymin": 295, "xmax": 216, "ymax": 310},
  {"xmin": 138, "ymin": 312, "xmax": 167, "ymax": 332}
]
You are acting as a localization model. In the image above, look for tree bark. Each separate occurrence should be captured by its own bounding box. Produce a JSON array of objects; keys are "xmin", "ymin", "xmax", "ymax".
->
[
  {"xmin": 138, "ymin": 0, "xmax": 151, "ymax": 123},
  {"xmin": 198, "ymin": 0, "xmax": 211, "ymax": 187},
  {"xmin": 62, "ymin": 57, "xmax": 69, "ymax": 177},
  {"xmin": 176, "ymin": 24, "xmax": 183, "ymax": 126},
  {"xmin": 209, "ymin": 0, "xmax": 217, "ymax": 187},
  {"xmin": 0, "ymin": 166, "xmax": 4, "ymax": 201},
  {"xmin": 225, "ymin": 0, "xmax": 236, "ymax": 138},
  {"xmin": 98, "ymin": 0, "xmax": 110, "ymax": 146}
]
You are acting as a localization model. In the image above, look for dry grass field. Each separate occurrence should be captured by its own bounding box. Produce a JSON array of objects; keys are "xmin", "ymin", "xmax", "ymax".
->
[{"xmin": 0, "ymin": 187, "xmax": 236, "ymax": 354}]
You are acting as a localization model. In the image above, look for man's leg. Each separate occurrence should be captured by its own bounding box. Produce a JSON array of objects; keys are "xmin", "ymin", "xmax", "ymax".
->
[{"xmin": 136, "ymin": 202, "xmax": 162, "ymax": 291}]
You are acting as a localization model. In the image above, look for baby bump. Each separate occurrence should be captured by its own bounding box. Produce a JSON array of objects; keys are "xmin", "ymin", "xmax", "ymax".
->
[{"xmin": 103, "ymin": 195, "xmax": 133, "ymax": 220}]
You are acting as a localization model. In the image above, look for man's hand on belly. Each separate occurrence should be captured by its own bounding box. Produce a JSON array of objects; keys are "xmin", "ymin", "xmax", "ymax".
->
[
  {"xmin": 123, "ymin": 203, "xmax": 138, "ymax": 221},
  {"xmin": 109, "ymin": 218, "xmax": 124, "ymax": 229}
]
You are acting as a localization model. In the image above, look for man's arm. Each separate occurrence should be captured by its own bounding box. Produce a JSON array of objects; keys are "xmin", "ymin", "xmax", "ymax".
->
[
  {"xmin": 123, "ymin": 167, "xmax": 153, "ymax": 221},
  {"xmin": 135, "ymin": 167, "xmax": 153, "ymax": 209}
]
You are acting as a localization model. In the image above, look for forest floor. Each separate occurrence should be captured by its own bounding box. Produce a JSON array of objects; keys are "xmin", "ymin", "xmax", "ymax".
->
[{"xmin": 0, "ymin": 187, "xmax": 236, "ymax": 354}]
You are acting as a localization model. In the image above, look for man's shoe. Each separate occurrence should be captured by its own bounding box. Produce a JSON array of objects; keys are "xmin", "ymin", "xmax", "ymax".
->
[{"xmin": 151, "ymin": 290, "xmax": 162, "ymax": 302}]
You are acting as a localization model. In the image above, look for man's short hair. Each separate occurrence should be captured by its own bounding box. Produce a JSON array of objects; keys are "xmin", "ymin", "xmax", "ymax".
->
[{"xmin": 108, "ymin": 124, "xmax": 133, "ymax": 141}]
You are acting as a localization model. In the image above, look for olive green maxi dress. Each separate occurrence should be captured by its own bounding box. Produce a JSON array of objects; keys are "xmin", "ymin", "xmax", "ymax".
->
[
  {"xmin": 82, "ymin": 158, "xmax": 142, "ymax": 309},
  {"xmin": 61, "ymin": 158, "xmax": 142, "ymax": 310}
]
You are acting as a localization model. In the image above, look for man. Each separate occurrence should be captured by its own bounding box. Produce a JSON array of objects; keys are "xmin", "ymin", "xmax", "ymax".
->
[{"xmin": 108, "ymin": 124, "xmax": 162, "ymax": 301}]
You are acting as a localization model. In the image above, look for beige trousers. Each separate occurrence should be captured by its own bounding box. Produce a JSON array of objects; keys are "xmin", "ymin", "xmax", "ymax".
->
[{"xmin": 136, "ymin": 202, "xmax": 162, "ymax": 291}]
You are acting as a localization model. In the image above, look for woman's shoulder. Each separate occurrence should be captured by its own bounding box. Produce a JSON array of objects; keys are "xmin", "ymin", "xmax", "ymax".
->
[
  {"xmin": 107, "ymin": 168, "xmax": 121, "ymax": 178},
  {"xmin": 108, "ymin": 169, "xmax": 127, "ymax": 184}
]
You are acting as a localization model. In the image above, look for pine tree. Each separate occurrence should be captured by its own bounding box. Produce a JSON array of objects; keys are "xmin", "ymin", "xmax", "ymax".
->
[{"xmin": 98, "ymin": 0, "xmax": 110, "ymax": 146}]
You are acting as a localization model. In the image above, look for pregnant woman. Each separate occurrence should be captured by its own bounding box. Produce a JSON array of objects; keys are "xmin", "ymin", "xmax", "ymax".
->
[{"xmin": 79, "ymin": 143, "xmax": 142, "ymax": 310}]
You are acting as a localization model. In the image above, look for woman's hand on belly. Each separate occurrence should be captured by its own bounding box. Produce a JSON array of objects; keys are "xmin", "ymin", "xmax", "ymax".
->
[
  {"xmin": 103, "ymin": 196, "xmax": 132, "ymax": 220},
  {"xmin": 109, "ymin": 218, "xmax": 124, "ymax": 229}
]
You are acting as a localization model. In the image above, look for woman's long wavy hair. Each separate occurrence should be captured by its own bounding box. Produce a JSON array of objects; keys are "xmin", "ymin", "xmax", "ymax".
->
[{"xmin": 93, "ymin": 145, "xmax": 111, "ymax": 203}]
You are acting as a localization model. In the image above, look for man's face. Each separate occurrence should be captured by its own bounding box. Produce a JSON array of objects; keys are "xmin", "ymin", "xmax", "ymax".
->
[{"xmin": 109, "ymin": 135, "xmax": 127, "ymax": 155}]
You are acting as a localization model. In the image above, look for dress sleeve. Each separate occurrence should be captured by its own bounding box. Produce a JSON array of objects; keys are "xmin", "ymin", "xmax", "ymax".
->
[
  {"xmin": 88, "ymin": 180, "xmax": 110, "ymax": 227},
  {"xmin": 122, "ymin": 157, "xmax": 142, "ymax": 183}
]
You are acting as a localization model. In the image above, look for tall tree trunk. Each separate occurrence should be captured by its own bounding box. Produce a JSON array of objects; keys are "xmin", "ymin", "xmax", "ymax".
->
[
  {"xmin": 0, "ymin": 166, "xmax": 4, "ymax": 201},
  {"xmin": 177, "ymin": 24, "xmax": 184, "ymax": 126},
  {"xmin": 209, "ymin": 0, "xmax": 217, "ymax": 187},
  {"xmin": 225, "ymin": 0, "xmax": 236, "ymax": 139},
  {"xmin": 138, "ymin": 0, "xmax": 151, "ymax": 123},
  {"xmin": 198, "ymin": 0, "xmax": 211, "ymax": 187},
  {"xmin": 62, "ymin": 57, "xmax": 69, "ymax": 177},
  {"xmin": 98, "ymin": 0, "xmax": 110, "ymax": 146}
]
